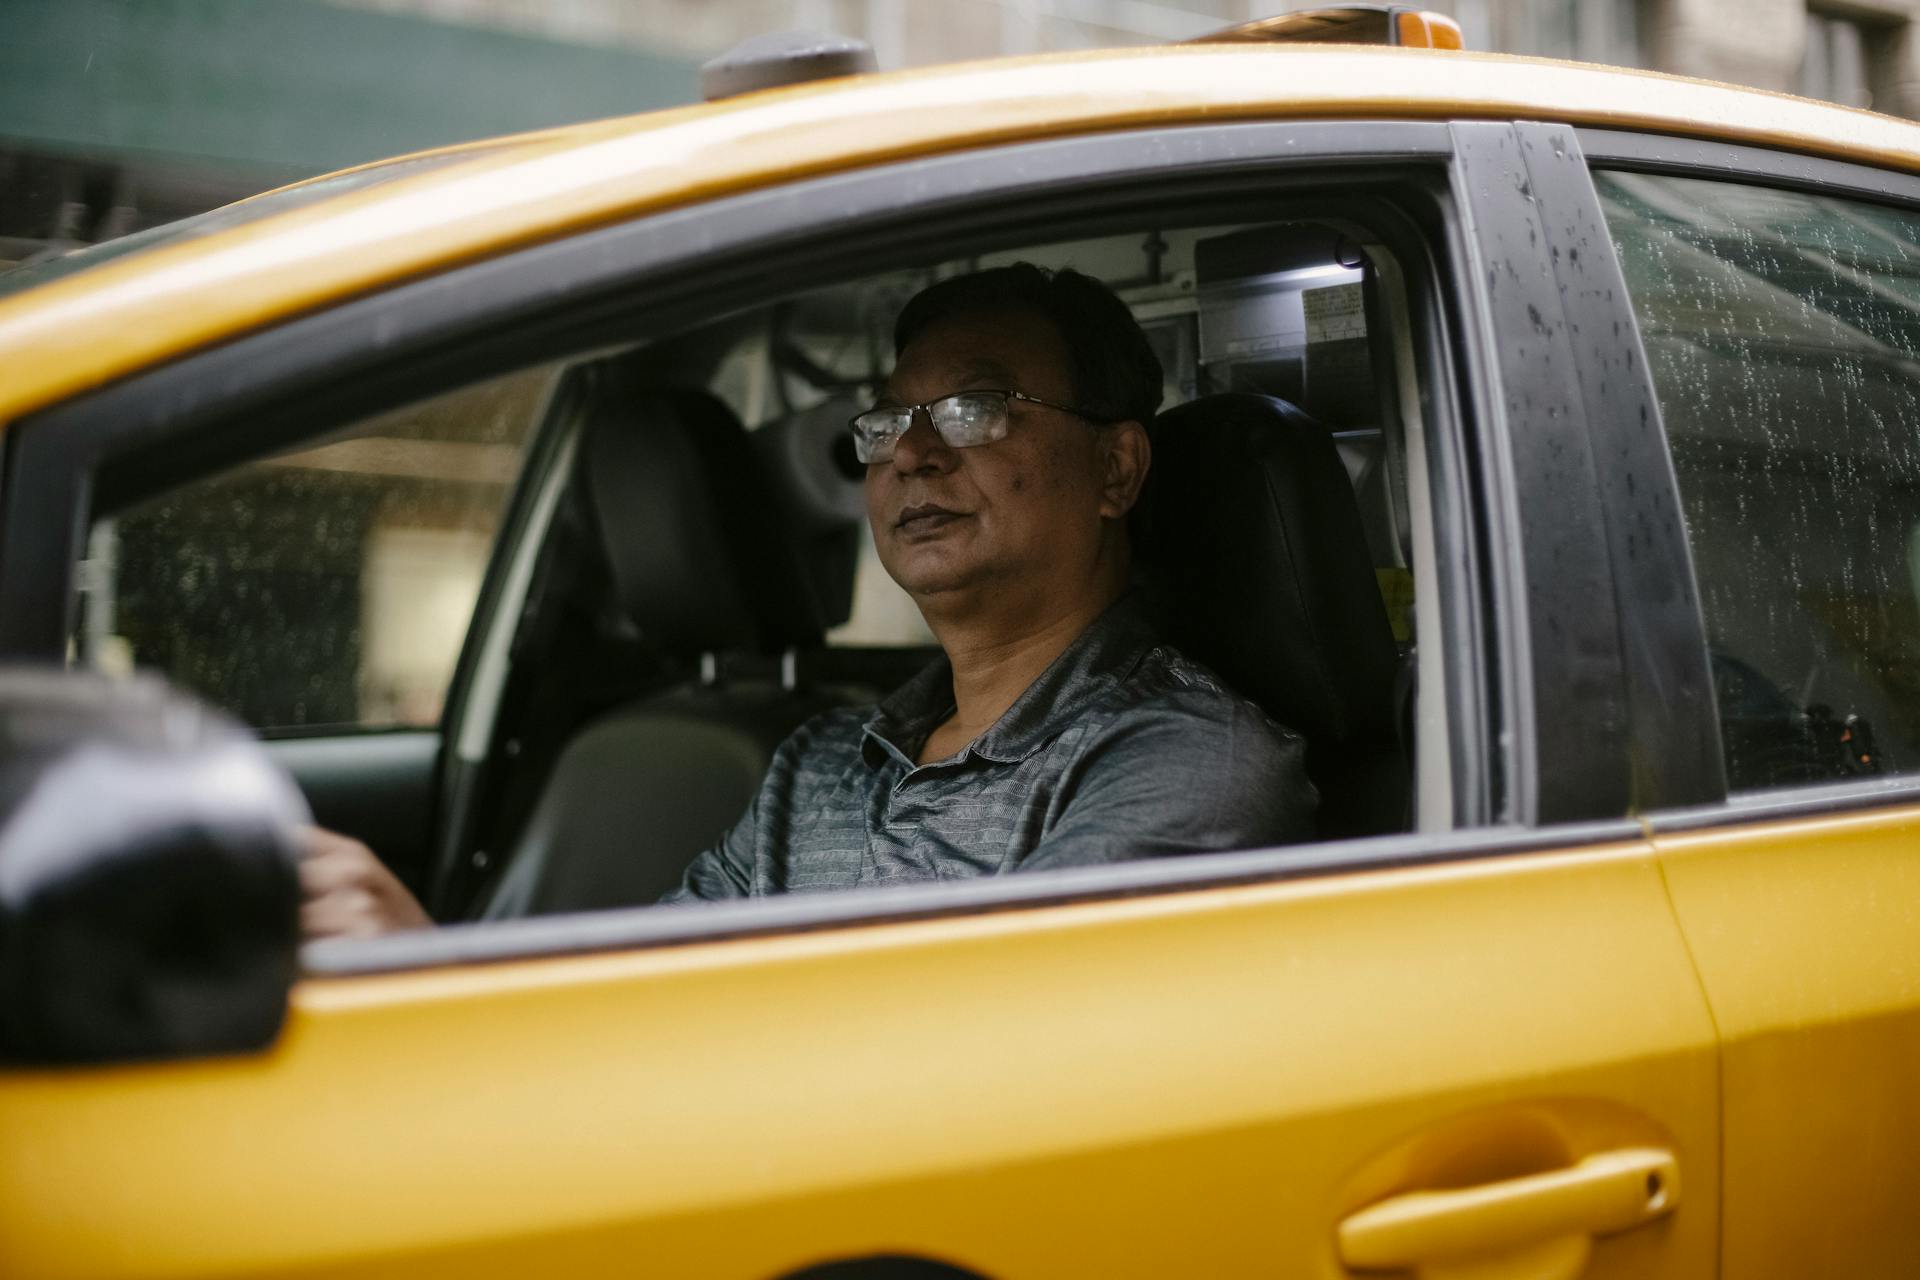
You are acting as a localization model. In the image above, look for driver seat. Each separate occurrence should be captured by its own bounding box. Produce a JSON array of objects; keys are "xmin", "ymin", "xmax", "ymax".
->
[{"xmin": 480, "ymin": 384, "xmax": 857, "ymax": 917}]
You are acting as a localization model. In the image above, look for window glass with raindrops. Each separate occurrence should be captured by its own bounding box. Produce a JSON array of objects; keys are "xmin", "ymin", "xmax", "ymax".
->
[{"xmin": 1601, "ymin": 171, "xmax": 1920, "ymax": 791}]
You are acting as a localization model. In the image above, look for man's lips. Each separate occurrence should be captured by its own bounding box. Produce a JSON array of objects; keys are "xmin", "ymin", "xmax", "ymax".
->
[{"xmin": 895, "ymin": 503, "xmax": 967, "ymax": 533}]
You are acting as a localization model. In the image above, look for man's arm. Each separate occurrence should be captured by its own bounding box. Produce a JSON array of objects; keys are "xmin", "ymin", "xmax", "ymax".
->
[
  {"xmin": 657, "ymin": 705, "xmax": 867, "ymax": 903},
  {"xmin": 299, "ymin": 826, "xmax": 433, "ymax": 938},
  {"xmin": 1020, "ymin": 699, "xmax": 1316, "ymax": 872},
  {"xmin": 297, "ymin": 803, "xmax": 752, "ymax": 937},
  {"xmin": 656, "ymin": 805, "xmax": 757, "ymax": 903},
  {"xmin": 301, "ymin": 736, "xmax": 773, "ymax": 932}
]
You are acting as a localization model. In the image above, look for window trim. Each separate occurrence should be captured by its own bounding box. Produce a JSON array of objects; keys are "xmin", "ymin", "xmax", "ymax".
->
[
  {"xmin": 1584, "ymin": 128, "xmax": 1920, "ymax": 824},
  {"xmin": 1447, "ymin": 121, "xmax": 1725, "ymax": 823},
  {"xmin": 1649, "ymin": 778, "xmax": 1920, "ymax": 834},
  {"xmin": 1578, "ymin": 128, "xmax": 1920, "ymax": 207},
  {"xmin": 307, "ymin": 816, "xmax": 1649, "ymax": 978},
  {"xmin": 1523, "ymin": 123, "xmax": 1727, "ymax": 814}
]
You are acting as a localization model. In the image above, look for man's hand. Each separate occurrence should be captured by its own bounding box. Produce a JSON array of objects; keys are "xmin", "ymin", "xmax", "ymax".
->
[{"xmin": 299, "ymin": 826, "xmax": 433, "ymax": 941}]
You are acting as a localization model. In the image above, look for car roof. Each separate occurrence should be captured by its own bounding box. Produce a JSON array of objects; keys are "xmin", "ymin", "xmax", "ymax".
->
[{"xmin": 2, "ymin": 41, "xmax": 1918, "ymax": 426}]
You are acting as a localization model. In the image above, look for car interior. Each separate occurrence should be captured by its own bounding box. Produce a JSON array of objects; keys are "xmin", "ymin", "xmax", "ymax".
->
[
  {"xmin": 80, "ymin": 214, "xmax": 1450, "ymax": 923},
  {"xmin": 435, "ymin": 218, "xmax": 1435, "ymax": 919}
]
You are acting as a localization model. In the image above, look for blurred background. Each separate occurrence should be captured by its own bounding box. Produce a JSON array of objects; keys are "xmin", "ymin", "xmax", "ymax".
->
[{"xmin": 7, "ymin": 0, "xmax": 1919, "ymax": 263}]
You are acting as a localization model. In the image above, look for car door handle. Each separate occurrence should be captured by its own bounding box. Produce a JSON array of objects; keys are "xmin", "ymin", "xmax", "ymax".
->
[{"xmin": 1337, "ymin": 1146, "xmax": 1679, "ymax": 1277}]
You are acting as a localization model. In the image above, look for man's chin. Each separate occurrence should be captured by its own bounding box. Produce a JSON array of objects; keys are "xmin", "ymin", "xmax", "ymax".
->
[
  {"xmin": 895, "ymin": 567, "xmax": 983, "ymax": 600},
  {"xmin": 880, "ymin": 550, "xmax": 989, "ymax": 602}
]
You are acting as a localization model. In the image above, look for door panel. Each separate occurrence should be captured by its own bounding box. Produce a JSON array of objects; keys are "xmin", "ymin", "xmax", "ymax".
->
[
  {"xmin": 1653, "ymin": 803, "xmax": 1920, "ymax": 1277},
  {"xmin": 0, "ymin": 839, "xmax": 1717, "ymax": 1278}
]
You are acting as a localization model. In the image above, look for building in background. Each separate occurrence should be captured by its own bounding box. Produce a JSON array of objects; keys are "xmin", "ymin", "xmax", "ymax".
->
[
  {"xmin": 311, "ymin": 0, "xmax": 1920, "ymax": 109},
  {"xmin": 0, "ymin": 0, "xmax": 699, "ymax": 265},
  {"xmin": 9, "ymin": 0, "xmax": 1920, "ymax": 262}
]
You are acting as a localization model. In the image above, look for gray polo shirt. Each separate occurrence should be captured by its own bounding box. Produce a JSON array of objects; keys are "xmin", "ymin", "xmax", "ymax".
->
[{"xmin": 661, "ymin": 596, "xmax": 1316, "ymax": 902}]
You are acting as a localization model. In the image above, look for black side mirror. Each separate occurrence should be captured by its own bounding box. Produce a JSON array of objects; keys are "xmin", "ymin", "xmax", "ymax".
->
[{"xmin": 0, "ymin": 669, "xmax": 306, "ymax": 1067}]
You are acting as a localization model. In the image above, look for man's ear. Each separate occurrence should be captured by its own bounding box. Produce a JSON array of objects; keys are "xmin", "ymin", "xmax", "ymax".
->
[{"xmin": 1097, "ymin": 419, "xmax": 1152, "ymax": 520}]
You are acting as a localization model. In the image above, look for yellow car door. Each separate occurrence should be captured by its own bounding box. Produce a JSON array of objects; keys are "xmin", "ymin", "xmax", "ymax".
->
[
  {"xmin": 1, "ymin": 831, "xmax": 1716, "ymax": 1278},
  {"xmin": 1592, "ymin": 141, "xmax": 1920, "ymax": 1275},
  {"xmin": 0, "ymin": 116, "xmax": 1725, "ymax": 1276},
  {"xmin": 1654, "ymin": 805, "xmax": 1920, "ymax": 1277}
]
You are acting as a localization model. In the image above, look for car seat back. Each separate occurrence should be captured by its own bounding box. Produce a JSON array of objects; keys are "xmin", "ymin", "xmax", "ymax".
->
[
  {"xmin": 1136, "ymin": 392, "xmax": 1408, "ymax": 838},
  {"xmin": 482, "ymin": 383, "xmax": 860, "ymax": 917}
]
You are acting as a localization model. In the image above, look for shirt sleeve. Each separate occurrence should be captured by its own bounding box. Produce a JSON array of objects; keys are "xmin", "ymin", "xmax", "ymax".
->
[
  {"xmin": 654, "ymin": 706, "xmax": 861, "ymax": 903},
  {"xmin": 1019, "ymin": 695, "xmax": 1317, "ymax": 872},
  {"xmin": 657, "ymin": 803, "xmax": 756, "ymax": 903}
]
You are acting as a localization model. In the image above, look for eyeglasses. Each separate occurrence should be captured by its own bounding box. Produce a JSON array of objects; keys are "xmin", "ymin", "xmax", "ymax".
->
[{"xmin": 848, "ymin": 389, "xmax": 1105, "ymax": 464}]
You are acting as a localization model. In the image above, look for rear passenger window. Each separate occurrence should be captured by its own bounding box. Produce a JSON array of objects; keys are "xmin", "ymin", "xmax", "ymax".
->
[
  {"xmin": 1599, "ymin": 172, "xmax": 1920, "ymax": 790},
  {"xmin": 75, "ymin": 366, "xmax": 556, "ymax": 732}
]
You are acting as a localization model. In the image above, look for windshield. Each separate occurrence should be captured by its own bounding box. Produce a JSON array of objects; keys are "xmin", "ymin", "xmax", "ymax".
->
[{"xmin": 0, "ymin": 150, "xmax": 486, "ymax": 301}]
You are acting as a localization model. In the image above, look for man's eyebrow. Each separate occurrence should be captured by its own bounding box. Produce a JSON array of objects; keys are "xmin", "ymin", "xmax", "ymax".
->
[
  {"xmin": 953, "ymin": 359, "xmax": 1018, "ymax": 386},
  {"xmin": 876, "ymin": 359, "xmax": 1019, "ymax": 407}
]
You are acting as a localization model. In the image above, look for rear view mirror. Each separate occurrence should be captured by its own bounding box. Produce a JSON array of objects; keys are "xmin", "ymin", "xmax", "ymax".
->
[{"xmin": 0, "ymin": 669, "xmax": 306, "ymax": 1067}]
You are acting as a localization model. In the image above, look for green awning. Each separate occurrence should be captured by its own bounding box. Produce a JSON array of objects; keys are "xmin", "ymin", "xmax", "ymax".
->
[{"xmin": 2, "ymin": 0, "xmax": 700, "ymax": 179}]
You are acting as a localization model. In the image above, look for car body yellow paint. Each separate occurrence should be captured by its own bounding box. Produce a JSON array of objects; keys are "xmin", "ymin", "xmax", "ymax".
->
[
  {"xmin": 2, "ymin": 43, "xmax": 1918, "ymax": 426},
  {"xmin": 1651, "ymin": 802, "xmax": 1920, "ymax": 1278},
  {"xmin": 0, "ymin": 840, "xmax": 1717, "ymax": 1278},
  {"xmin": 7, "ymin": 34, "xmax": 1915, "ymax": 1275}
]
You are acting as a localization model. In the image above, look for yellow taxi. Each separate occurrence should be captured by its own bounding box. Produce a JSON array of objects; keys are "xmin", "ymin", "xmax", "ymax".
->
[{"xmin": 3, "ymin": 7, "xmax": 1919, "ymax": 1276}]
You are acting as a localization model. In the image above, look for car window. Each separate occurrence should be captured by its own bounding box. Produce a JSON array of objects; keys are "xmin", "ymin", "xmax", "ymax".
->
[
  {"xmin": 75, "ymin": 365, "xmax": 556, "ymax": 733},
  {"xmin": 1598, "ymin": 170, "xmax": 1920, "ymax": 790},
  {"xmin": 448, "ymin": 214, "xmax": 1441, "ymax": 920}
]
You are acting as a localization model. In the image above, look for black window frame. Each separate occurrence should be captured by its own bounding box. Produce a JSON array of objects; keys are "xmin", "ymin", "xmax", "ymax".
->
[
  {"xmin": 1446, "ymin": 121, "xmax": 1726, "ymax": 824},
  {"xmin": 1580, "ymin": 127, "xmax": 1920, "ymax": 832},
  {"xmin": 0, "ymin": 119, "xmax": 1674, "ymax": 970}
]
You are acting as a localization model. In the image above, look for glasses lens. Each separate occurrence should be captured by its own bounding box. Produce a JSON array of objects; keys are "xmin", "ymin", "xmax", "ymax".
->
[
  {"xmin": 850, "ymin": 409, "xmax": 912, "ymax": 463},
  {"xmin": 929, "ymin": 391, "xmax": 1010, "ymax": 448}
]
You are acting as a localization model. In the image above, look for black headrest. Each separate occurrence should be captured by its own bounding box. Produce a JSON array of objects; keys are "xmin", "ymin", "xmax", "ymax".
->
[
  {"xmin": 749, "ymin": 392, "xmax": 867, "ymax": 633},
  {"xmin": 583, "ymin": 382, "xmax": 828, "ymax": 655},
  {"xmin": 1138, "ymin": 393, "xmax": 1399, "ymax": 750}
]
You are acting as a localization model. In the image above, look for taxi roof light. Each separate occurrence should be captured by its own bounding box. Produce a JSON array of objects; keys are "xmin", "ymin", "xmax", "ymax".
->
[
  {"xmin": 701, "ymin": 30, "xmax": 878, "ymax": 102},
  {"xmin": 1191, "ymin": 5, "xmax": 1465, "ymax": 51}
]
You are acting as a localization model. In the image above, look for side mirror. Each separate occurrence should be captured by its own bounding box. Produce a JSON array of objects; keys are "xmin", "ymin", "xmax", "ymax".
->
[{"xmin": 0, "ymin": 669, "xmax": 306, "ymax": 1067}]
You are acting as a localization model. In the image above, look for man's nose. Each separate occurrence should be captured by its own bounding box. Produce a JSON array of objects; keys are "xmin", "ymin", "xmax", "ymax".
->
[{"xmin": 890, "ymin": 411, "xmax": 957, "ymax": 474}]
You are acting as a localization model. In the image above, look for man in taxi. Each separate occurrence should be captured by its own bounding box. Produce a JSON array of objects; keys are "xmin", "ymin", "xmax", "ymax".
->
[{"xmin": 301, "ymin": 264, "xmax": 1316, "ymax": 933}]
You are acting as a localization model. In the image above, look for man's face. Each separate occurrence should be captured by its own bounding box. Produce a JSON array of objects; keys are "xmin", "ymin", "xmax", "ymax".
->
[{"xmin": 865, "ymin": 306, "xmax": 1116, "ymax": 607}]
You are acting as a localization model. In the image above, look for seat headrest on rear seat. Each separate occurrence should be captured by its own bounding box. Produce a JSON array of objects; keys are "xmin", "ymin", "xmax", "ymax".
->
[
  {"xmin": 582, "ymin": 381, "xmax": 830, "ymax": 656},
  {"xmin": 1138, "ymin": 393, "xmax": 1405, "ymax": 836}
]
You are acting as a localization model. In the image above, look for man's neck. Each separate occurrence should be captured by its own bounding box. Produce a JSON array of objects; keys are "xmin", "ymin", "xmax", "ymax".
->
[{"xmin": 917, "ymin": 581, "xmax": 1124, "ymax": 756}]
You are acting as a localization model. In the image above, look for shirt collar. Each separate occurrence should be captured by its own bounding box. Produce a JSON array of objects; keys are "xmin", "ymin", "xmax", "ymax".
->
[{"xmin": 861, "ymin": 593, "xmax": 1162, "ymax": 768}]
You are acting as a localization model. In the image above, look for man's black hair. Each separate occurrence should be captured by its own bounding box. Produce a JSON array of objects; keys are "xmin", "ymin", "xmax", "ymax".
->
[{"xmin": 892, "ymin": 263, "xmax": 1163, "ymax": 427}]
